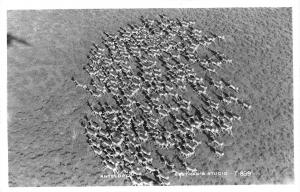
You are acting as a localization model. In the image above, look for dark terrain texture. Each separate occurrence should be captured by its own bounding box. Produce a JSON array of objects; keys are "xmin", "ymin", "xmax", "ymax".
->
[{"xmin": 7, "ymin": 8, "xmax": 293, "ymax": 186}]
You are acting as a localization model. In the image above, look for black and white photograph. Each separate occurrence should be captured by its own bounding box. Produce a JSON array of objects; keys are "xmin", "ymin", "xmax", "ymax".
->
[{"xmin": 1, "ymin": 0, "xmax": 299, "ymax": 191}]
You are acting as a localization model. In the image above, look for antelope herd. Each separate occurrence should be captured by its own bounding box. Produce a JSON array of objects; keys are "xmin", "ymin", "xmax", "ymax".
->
[{"xmin": 72, "ymin": 14, "xmax": 251, "ymax": 185}]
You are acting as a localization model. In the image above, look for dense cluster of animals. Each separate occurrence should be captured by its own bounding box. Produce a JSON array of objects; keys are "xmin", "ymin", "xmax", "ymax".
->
[{"xmin": 72, "ymin": 14, "xmax": 251, "ymax": 185}]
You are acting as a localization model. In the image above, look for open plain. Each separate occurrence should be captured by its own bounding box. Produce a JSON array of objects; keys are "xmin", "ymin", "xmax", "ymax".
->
[{"xmin": 7, "ymin": 8, "xmax": 293, "ymax": 186}]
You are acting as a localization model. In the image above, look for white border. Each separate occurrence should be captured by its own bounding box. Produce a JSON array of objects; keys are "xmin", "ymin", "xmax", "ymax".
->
[
  {"xmin": 2, "ymin": 0, "xmax": 297, "ymax": 9},
  {"xmin": 0, "ymin": 0, "xmax": 8, "ymax": 191},
  {"xmin": 1, "ymin": 1, "xmax": 299, "ymax": 192}
]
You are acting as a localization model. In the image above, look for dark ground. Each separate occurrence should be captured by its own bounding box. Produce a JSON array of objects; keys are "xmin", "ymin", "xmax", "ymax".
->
[{"xmin": 7, "ymin": 8, "xmax": 293, "ymax": 186}]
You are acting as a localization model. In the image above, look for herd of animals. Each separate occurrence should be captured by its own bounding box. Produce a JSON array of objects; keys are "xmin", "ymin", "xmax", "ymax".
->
[{"xmin": 71, "ymin": 14, "xmax": 251, "ymax": 185}]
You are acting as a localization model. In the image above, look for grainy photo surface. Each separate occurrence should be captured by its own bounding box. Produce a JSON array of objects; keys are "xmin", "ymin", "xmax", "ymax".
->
[{"xmin": 7, "ymin": 8, "xmax": 293, "ymax": 186}]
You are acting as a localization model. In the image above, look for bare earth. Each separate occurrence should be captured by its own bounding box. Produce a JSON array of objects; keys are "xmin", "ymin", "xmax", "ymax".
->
[{"xmin": 7, "ymin": 8, "xmax": 293, "ymax": 186}]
